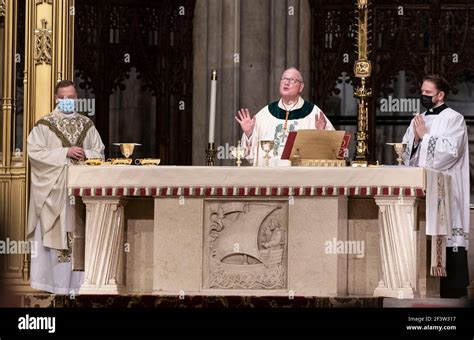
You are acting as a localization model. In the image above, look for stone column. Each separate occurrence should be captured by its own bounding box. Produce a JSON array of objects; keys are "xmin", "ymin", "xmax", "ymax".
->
[
  {"xmin": 373, "ymin": 196, "xmax": 420, "ymax": 299},
  {"xmin": 191, "ymin": 0, "xmax": 208, "ymax": 166},
  {"xmin": 269, "ymin": 0, "xmax": 310, "ymax": 100},
  {"xmin": 221, "ymin": 0, "xmax": 240, "ymax": 164},
  {"xmin": 286, "ymin": 0, "xmax": 299, "ymax": 69},
  {"xmin": 80, "ymin": 197, "xmax": 127, "ymax": 294},
  {"xmin": 239, "ymin": 0, "xmax": 271, "ymax": 112},
  {"xmin": 298, "ymin": 0, "xmax": 311, "ymax": 97},
  {"xmin": 193, "ymin": 0, "xmax": 234, "ymax": 166},
  {"xmin": 269, "ymin": 0, "xmax": 287, "ymax": 101}
]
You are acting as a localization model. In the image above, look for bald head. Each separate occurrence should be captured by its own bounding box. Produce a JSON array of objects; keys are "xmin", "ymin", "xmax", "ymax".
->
[
  {"xmin": 282, "ymin": 67, "xmax": 303, "ymax": 83},
  {"xmin": 280, "ymin": 67, "xmax": 304, "ymax": 103}
]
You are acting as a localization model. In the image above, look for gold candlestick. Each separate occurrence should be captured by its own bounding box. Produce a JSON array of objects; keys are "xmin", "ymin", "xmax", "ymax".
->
[
  {"xmin": 206, "ymin": 142, "xmax": 217, "ymax": 166},
  {"xmin": 351, "ymin": 0, "xmax": 372, "ymax": 168}
]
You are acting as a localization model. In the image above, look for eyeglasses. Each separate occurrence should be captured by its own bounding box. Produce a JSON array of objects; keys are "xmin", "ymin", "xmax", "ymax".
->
[{"xmin": 280, "ymin": 77, "xmax": 302, "ymax": 85}]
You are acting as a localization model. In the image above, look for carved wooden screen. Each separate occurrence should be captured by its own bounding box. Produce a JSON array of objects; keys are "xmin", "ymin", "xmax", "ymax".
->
[
  {"xmin": 309, "ymin": 0, "xmax": 474, "ymax": 162},
  {"xmin": 0, "ymin": 5, "xmax": 3, "ymax": 167},
  {"xmin": 74, "ymin": 0, "xmax": 195, "ymax": 164}
]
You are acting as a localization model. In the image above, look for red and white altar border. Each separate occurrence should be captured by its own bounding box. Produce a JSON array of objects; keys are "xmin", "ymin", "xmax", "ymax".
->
[{"xmin": 69, "ymin": 186, "xmax": 426, "ymax": 197}]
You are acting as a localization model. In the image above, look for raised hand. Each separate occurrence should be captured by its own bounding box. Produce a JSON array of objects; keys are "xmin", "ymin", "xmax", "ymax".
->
[
  {"xmin": 315, "ymin": 111, "xmax": 327, "ymax": 130},
  {"xmin": 235, "ymin": 108, "xmax": 256, "ymax": 137}
]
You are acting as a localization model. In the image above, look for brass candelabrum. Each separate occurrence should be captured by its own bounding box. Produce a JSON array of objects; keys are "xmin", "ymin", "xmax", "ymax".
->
[{"xmin": 351, "ymin": 0, "xmax": 373, "ymax": 167}]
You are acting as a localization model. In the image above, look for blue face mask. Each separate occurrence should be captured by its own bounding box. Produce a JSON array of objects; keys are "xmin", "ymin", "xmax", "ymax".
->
[{"xmin": 57, "ymin": 98, "xmax": 76, "ymax": 113}]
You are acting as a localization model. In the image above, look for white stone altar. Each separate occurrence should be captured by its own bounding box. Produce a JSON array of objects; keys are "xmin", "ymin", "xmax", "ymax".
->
[{"xmin": 67, "ymin": 166, "xmax": 439, "ymax": 298}]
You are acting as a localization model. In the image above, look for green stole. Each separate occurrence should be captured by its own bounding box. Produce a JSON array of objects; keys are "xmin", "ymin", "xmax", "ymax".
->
[{"xmin": 267, "ymin": 100, "xmax": 314, "ymax": 120}]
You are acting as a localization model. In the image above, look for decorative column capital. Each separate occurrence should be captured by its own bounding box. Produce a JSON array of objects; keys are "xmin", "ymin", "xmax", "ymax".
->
[
  {"xmin": 82, "ymin": 196, "xmax": 128, "ymax": 207},
  {"xmin": 374, "ymin": 196, "xmax": 419, "ymax": 208}
]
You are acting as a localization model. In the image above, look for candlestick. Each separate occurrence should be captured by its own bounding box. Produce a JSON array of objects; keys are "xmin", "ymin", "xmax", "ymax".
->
[
  {"xmin": 208, "ymin": 70, "xmax": 217, "ymax": 144},
  {"xmin": 231, "ymin": 140, "xmax": 245, "ymax": 167},
  {"xmin": 351, "ymin": 0, "xmax": 372, "ymax": 167},
  {"xmin": 206, "ymin": 142, "xmax": 217, "ymax": 166}
]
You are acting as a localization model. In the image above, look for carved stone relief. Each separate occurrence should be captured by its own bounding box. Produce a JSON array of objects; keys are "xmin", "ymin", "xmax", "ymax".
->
[{"xmin": 203, "ymin": 200, "xmax": 288, "ymax": 290}]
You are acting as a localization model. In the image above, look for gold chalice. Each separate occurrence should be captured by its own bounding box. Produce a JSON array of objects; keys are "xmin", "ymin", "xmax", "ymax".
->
[
  {"xmin": 260, "ymin": 140, "xmax": 275, "ymax": 167},
  {"xmin": 113, "ymin": 143, "xmax": 141, "ymax": 159},
  {"xmin": 386, "ymin": 143, "xmax": 407, "ymax": 166}
]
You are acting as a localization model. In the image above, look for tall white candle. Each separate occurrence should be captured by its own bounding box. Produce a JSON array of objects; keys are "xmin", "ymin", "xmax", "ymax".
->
[{"xmin": 208, "ymin": 70, "xmax": 217, "ymax": 144}]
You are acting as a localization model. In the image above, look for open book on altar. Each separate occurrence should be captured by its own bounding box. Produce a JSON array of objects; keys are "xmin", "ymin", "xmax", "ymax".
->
[{"xmin": 280, "ymin": 130, "xmax": 351, "ymax": 160}]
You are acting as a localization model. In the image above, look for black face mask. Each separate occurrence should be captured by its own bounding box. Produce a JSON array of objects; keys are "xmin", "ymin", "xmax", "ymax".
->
[{"xmin": 420, "ymin": 94, "xmax": 436, "ymax": 110}]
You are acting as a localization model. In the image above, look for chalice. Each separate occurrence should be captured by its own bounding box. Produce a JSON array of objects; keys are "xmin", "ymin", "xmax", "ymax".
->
[
  {"xmin": 386, "ymin": 142, "xmax": 407, "ymax": 166},
  {"xmin": 260, "ymin": 140, "xmax": 275, "ymax": 167}
]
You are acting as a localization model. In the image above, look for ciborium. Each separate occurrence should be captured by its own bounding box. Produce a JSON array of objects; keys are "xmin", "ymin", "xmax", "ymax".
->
[{"xmin": 386, "ymin": 142, "xmax": 407, "ymax": 166}]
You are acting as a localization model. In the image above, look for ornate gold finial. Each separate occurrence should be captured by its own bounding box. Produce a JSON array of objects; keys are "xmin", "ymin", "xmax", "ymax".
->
[
  {"xmin": 0, "ymin": 0, "xmax": 6, "ymax": 17},
  {"xmin": 357, "ymin": 0, "xmax": 368, "ymax": 9},
  {"xmin": 351, "ymin": 0, "xmax": 372, "ymax": 167},
  {"xmin": 34, "ymin": 19, "xmax": 52, "ymax": 65},
  {"xmin": 34, "ymin": 0, "xmax": 53, "ymax": 4},
  {"xmin": 211, "ymin": 69, "xmax": 217, "ymax": 81}
]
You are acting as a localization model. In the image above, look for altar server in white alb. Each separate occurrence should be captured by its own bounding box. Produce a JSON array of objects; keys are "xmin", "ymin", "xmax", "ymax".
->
[
  {"xmin": 235, "ymin": 67, "xmax": 335, "ymax": 166},
  {"xmin": 27, "ymin": 80, "xmax": 105, "ymax": 294},
  {"xmin": 401, "ymin": 74, "xmax": 469, "ymax": 298}
]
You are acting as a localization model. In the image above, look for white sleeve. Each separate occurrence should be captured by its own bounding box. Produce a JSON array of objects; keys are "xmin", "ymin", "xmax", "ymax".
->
[
  {"xmin": 401, "ymin": 119, "xmax": 419, "ymax": 166},
  {"xmin": 418, "ymin": 115, "xmax": 467, "ymax": 171},
  {"xmin": 241, "ymin": 118, "xmax": 259, "ymax": 166},
  {"xmin": 83, "ymin": 125, "xmax": 105, "ymax": 159}
]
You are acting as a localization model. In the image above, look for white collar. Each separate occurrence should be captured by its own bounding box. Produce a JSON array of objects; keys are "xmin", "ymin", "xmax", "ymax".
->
[{"xmin": 278, "ymin": 96, "xmax": 304, "ymax": 111}]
